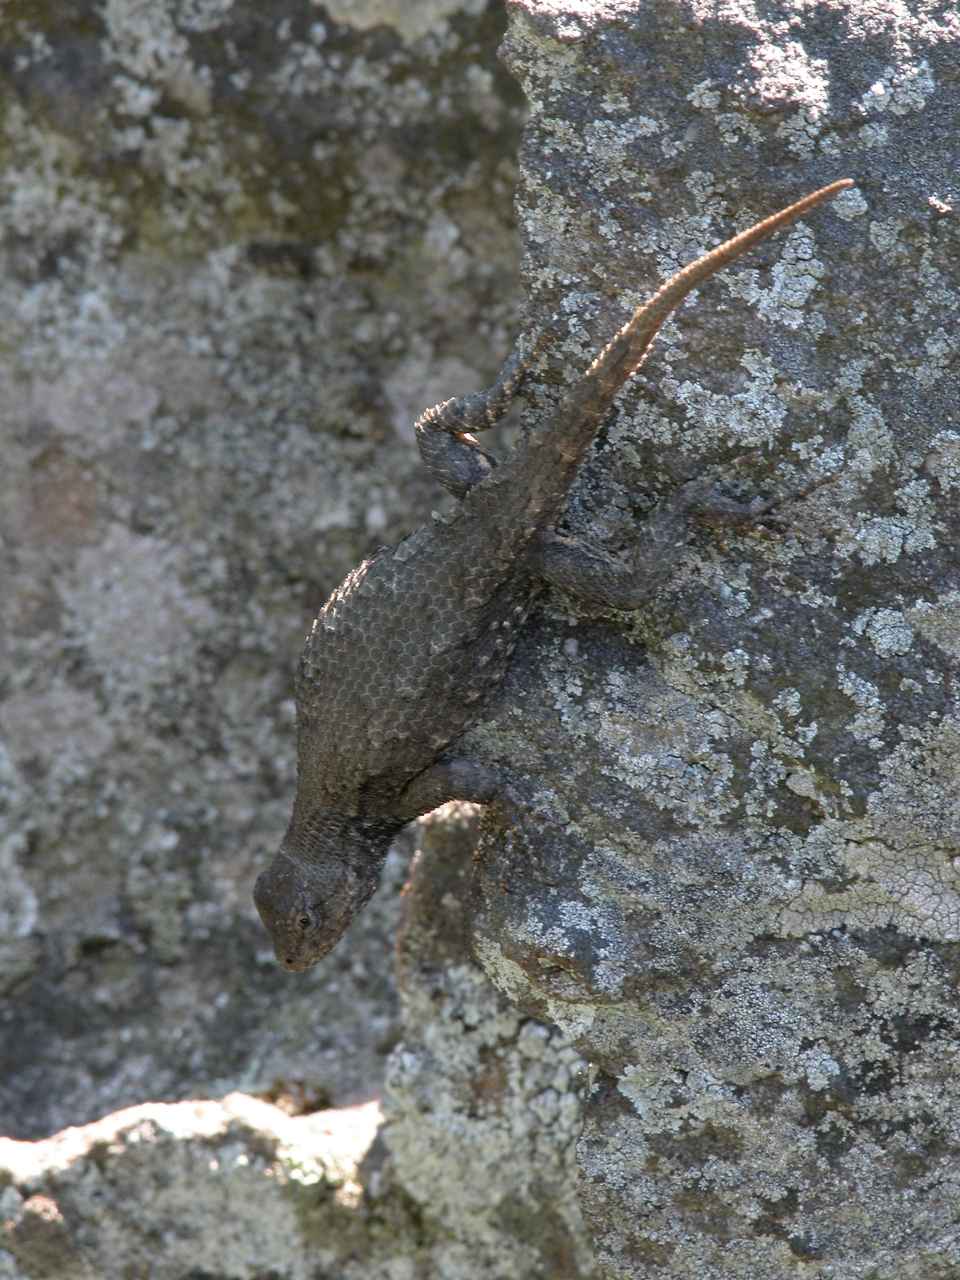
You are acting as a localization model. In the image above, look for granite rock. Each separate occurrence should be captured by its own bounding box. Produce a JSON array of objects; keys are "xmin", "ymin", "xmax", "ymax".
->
[{"xmin": 463, "ymin": 3, "xmax": 960, "ymax": 1276}]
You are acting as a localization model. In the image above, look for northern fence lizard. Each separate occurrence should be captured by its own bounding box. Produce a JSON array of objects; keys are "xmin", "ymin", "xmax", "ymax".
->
[{"xmin": 253, "ymin": 179, "xmax": 852, "ymax": 971}]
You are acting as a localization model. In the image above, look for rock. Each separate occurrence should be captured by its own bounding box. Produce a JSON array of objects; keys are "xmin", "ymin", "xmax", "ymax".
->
[
  {"xmin": 5, "ymin": 0, "xmax": 960, "ymax": 1276},
  {"xmin": 387, "ymin": 804, "xmax": 600, "ymax": 1278},
  {"xmin": 462, "ymin": 3, "xmax": 960, "ymax": 1277},
  {"xmin": 0, "ymin": 0, "xmax": 523, "ymax": 1139},
  {"xmin": 1, "ymin": 1094, "xmax": 383, "ymax": 1278},
  {"xmin": 0, "ymin": 813, "xmax": 597, "ymax": 1280}
]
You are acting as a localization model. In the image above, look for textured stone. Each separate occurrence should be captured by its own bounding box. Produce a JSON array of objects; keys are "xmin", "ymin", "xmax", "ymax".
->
[
  {"xmin": 0, "ymin": 0, "xmax": 523, "ymax": 1139},
  {"xmin": 386, "ymin": 804, "xmax": 600, "ymax": 1278},
  {"xmin": 459, "ymin": 3, "xmax": 960, "ymax": 1277},
  {"xmin": 5, "ymin": 0, "xmax": 960, "ymax": 1277},
  {"xmin": 0, "ymin": 1094, "xmax": 385, "ymax": 1279},
  {"xmin": 0, "ymin": 815, "xmax": 598, "ymax": 1280}
]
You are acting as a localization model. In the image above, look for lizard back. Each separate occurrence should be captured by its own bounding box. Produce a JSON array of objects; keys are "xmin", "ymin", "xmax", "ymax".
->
[
  {"xmin": 292, "ymin": 180, "xmax": 853, "ymax": 817},
  {"xmin": 294, "ymin": 516, "xmax": 537, "ymax": 813}
]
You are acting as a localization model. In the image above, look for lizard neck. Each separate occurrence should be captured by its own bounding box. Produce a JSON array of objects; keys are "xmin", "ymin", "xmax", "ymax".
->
[{"xmin": 285, "ymin": 804, "xmax": 404, "ymax": 870}]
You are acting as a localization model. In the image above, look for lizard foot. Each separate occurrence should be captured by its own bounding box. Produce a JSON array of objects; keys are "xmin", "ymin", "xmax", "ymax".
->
[{"xmin": 414, "ymin": 320, "xmax": 564, "ymax": 499}]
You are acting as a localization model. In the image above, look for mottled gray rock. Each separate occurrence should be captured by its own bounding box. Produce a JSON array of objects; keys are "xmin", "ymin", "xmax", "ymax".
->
[
  {"xmin": 6, "ymin": 0, "xmax": 960, "ymax": 1276},
  {"xmin": 0, "ymin": 0, "xmax": 523, "ymax": 1138},
  {"xmin": 0, "ymin": 1093, "xmax": 387, "ymax": 1279},
  {"xmin": 0, "ymin": 810, "xmax": 596, "ymax": 1279},
  {"xmin": 457, "ymin": 2, "xmax": 960, "ymax": 1277},
  {"xmin": 385, "ymin": 804, "xmax": 600, "ymax": 1279}
]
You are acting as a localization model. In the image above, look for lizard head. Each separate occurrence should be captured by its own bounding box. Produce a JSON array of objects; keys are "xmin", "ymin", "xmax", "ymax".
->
[{"xmin": 253, "ymin": 811, "xmax": 401, "ymax": 971}]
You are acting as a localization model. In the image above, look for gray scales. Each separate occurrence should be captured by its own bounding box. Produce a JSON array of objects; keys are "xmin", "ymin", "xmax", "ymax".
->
[{"xmin": 253, "ymin": 179, "xmax": 853, "ymax": 972}]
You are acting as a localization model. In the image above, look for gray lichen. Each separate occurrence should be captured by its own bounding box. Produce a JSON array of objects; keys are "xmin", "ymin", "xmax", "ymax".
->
[
  {"xmin": 0, "ymin": 0, "xmax": 524, "ymax": 1138},
  {"xmin": 4, "ymin": 0, "xmax": 960, "ymax": 1276},
  {"xmin": 461, "ymin": 2, "xmax": 960, "ymax": 1276}
]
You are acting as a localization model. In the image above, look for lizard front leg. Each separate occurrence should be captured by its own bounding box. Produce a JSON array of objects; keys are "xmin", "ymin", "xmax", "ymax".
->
[{"xmin": 393, "ymin": 757, "xmax": 512, "ymax": 820}]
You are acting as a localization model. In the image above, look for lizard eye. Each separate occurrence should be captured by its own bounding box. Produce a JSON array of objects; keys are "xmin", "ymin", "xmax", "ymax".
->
[{"xmin": 297, "ymin": 913, "xmax": 312, "ymax": 931}]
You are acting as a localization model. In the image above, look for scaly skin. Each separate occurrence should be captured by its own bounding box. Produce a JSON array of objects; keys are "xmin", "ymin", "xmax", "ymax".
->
[{"xmin": 253, "ymin": 179, "xmax": 853, "ymax": 971}]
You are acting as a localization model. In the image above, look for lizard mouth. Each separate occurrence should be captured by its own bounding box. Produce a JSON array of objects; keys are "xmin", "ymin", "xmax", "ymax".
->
[{"xmin": 279, "ymin": 947, "xmax": 313, "ymax": 973}]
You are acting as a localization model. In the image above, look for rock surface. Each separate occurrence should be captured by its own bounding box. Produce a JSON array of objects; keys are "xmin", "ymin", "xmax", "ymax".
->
[
  {"xmin": 462, "ymin": 3, "xmax": 960, "ymax": 1277},
  {"xmin": 0, "ymin": 0, "xmax": 524, "ymax": 1139},
  {"xmin": 385, "ymin": 805, "xmax": 599, "ymax": 1279},
  {"xmin": 2, "ymin": 1094, "xmax": 385, "ymax": 1280},
  {"xmin": 4, "ymin": 0, "xmax": 960, "ymax": 1278},
  {"xmin": 0, "ymin": 812, "xmax": 597, "ymax": 1280}
]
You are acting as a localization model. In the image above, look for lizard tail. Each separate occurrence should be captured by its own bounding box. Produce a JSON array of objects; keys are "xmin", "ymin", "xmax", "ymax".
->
[
  {"xmin": 581, "ymin": 179, "xmax": 853, "ymax": 397},
  {"xmin": 470, "ymin": 179, "xmax": 853, "ymax": 546}
]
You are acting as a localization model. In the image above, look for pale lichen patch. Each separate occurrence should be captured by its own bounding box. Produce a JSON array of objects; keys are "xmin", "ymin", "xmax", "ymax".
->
[
  {"xmin": 915, "ymin": 327, "xmax": 959, "ymax": 388},
  {"xmin": 908, "ymin": 592, "xmax": 960, "ymax": 658},
  {"xmin": 663, "ymin": 352, "xmax": 790, "ymax": 451},
  {"xmin": 844, "ymin": 477, "xmax": 938, "ymax": 566},
  {"xmin": 782, "ymin": 721, "xmax": 960, "ymax": 940},
  {"xmin": 60, "ymin": 524, "xmax": 218, "ymax": 695},
  {"xmin": 853, "ymin": 608, "xmax": 915, "ymax": 657},
  {"xmin": 924, "ymin": 431, "xmax": 960, "ymax": 490},
  {"xmin": 856, "ymin": 59, "xmax": 936, "ymax": 117}
]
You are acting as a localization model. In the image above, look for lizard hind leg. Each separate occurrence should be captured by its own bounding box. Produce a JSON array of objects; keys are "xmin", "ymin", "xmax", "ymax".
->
[
  {"xmin": 529, "ymin": 531, "xmax": 680, "ymax": 610},
  {"xmin": 414, "ymin": 327, "xmax": 557, "ymax": 499},
  {"xmin": 415, "ymin": 396, "xmax": 500, "ymax": 500},
  {"xmin": 529, "ymin": 469, "xmax": 842, "ymax": 610},
  {"xmin": 526, "ymin": 478, "xmax": 708, "ymax": 609}
]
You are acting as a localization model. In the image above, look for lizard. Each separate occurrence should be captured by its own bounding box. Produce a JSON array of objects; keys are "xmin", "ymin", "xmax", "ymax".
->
[{"xmin": 253, "ymin": 177, "xmax": 853, "ymax": 972}]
